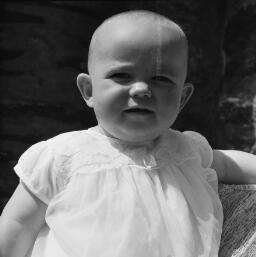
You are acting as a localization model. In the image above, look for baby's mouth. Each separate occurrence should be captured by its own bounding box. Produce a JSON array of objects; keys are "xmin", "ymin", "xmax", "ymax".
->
[{"xmin": 124, "ymin": 108, "xmax": 153, "ymax": 115}]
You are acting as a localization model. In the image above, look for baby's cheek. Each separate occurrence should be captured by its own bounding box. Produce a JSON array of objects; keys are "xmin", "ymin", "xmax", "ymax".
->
[{"xmin": 161, "ymin": 97, "xmax": 180, "ymax": 114}]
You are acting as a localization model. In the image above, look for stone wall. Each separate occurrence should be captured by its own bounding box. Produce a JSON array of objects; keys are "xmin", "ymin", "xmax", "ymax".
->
[{"xmin": 1, "ymin": 1, "xmax": 255, "ymax": 210}]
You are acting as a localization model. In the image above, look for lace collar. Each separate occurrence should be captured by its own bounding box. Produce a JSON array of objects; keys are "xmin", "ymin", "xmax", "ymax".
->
[{"xmin": 86, "ymin": 128, "xmax": 197, "ymax": 166}]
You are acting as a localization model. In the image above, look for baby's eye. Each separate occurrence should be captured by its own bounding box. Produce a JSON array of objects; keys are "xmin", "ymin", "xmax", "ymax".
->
[
  {"xmin": 151, "ymin": 75, "xmax": 172, "ymax": 83},
  {"xmin": 109, "ymin": 73, "xmax": 132, "ymax": 83}
]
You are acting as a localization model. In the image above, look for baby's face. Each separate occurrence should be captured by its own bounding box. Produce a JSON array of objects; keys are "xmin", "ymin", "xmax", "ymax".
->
[{"xmin": 88, "ymin": 18, "xmax": 189, "ymax": 144}]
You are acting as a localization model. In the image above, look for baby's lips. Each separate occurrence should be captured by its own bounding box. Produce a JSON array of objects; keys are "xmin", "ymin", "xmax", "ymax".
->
[
  {"xmin": 124, "ymin": 105, "xmax": 154, "ymax": 113},
  {"xmin": 124, "ymin": 108, "xmax": 154, "ymax": 114}
]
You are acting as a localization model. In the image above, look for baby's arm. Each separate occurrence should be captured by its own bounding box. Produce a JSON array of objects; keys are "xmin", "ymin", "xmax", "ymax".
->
[
  {"xmin": 0, "ymin": 182, "xmax": 47, "ymax": 257},
  {"xmin": 212, "ymin": 150, "xmax": 256, "ymax": 184}
]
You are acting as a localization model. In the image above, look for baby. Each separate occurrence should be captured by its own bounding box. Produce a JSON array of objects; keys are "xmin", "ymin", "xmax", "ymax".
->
[{"xmin": 1, "ymin": 10, "xmax": 256, "ymax": 257}]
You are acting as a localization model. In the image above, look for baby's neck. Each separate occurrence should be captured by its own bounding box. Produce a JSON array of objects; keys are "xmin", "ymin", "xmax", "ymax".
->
[{"xmin": 91, "ymin": 125, "xmax": 160, "ymax": 147}]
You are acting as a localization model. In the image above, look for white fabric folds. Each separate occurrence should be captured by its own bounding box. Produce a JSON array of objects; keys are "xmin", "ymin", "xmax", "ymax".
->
[{"xmin": 15, "ymin": 129, "xmax": 223, "ymax": 257}]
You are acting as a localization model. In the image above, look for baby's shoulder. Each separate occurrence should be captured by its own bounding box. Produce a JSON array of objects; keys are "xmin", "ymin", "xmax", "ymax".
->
[
  {"xmin": 45, "ymin": 129, "xmax": 93, "ymax": 155},
  {"xmin": 166, "ymin": 129, "xmax": 205, "ymax": 144},
  {"xmin": 166, "ymin": 129, "xmax": 209, "ymax": 145},
  {"xmin": 165, "ymin": 129, "xmax": 213, "ymax": 168},
  {"xmin": 47, "ymin": 129, "xmax": 86, "ymax": 143}
]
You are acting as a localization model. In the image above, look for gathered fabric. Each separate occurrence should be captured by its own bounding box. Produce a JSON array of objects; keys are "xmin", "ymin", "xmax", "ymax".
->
[{"xmin": 15, "ymin": 128, "xmax": 223, "ymax": 257}]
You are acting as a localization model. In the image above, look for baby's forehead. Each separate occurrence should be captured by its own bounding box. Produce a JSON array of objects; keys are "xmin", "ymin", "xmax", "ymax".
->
[{"xmin": 88, "ymin": 11, "xmax": 188, "ymax": 72}]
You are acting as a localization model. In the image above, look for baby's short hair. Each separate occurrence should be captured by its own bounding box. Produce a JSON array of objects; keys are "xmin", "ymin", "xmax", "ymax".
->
[{"xmin": 87, "ymin": 10, "xmax": 187, "ymax": 73}]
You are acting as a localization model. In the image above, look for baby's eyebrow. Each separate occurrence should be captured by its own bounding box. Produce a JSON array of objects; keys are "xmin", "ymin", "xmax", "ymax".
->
[{"xmin": 106, "ymin": 63, "xmax": 135, "ymax": 71}]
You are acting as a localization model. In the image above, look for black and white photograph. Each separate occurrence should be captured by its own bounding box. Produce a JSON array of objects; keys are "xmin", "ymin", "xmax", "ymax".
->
[{"xmin": 0, "ymin": 1, "xmax": 256, "ymax": 257}]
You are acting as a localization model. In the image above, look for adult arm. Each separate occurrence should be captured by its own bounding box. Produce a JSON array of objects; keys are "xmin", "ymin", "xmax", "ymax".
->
[{"xmin": 0, "ymin": 182, "xmax": 47, "ymax": 257}]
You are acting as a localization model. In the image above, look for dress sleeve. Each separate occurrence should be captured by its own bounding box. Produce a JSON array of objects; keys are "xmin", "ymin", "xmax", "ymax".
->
[
  {"xmin": 14, "ymin": 140, "xmax": 61, "ymax": 204},
  {"xmin": 183, "ymin": 131, "xmax": 213, "ymax": 168},
  {"xmin": 183, "ymin": 131, "xmax": 219, "ymax": 192}
]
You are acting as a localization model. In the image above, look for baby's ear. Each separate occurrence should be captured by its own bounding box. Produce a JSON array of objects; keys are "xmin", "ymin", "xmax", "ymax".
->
[
  {"xmin": 179, "ymin": 83, "xmax": 194, "ymax": 111},
  {"xmin": 76, "ymin": 73, "xmax": 94, "ymax": 108}
]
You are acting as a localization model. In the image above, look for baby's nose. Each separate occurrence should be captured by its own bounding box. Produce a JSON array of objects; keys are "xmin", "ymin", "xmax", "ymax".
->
[{"xmin": 129, "ymin": 82, "xmax": 151, "ymax": 98}]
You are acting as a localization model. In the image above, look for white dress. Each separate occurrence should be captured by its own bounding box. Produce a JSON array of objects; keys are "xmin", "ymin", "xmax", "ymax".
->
[{"xmin": 14, "ymin": 128, "xmax": 223, "ymax": 257}]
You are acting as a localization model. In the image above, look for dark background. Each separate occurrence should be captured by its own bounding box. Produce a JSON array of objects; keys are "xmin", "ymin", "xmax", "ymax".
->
[{"xmin": 1, "ymin": 1, "xmax": 256, "ymax": 211}]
